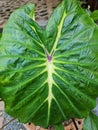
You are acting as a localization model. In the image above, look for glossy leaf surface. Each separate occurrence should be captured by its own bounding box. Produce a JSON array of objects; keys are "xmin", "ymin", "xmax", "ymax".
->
[{"xmin": 0, "ymin": 0, "xmax": 98, "ymax": 128}]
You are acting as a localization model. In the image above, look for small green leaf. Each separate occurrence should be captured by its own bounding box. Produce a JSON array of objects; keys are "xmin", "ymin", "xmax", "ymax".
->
[
  {"xmin": 90, "ymin": 10, "xmax": 98, "ymax": 21},
  {"xmin": 83, "ymin": 112, "xmax": 98, "ymax": 130}
]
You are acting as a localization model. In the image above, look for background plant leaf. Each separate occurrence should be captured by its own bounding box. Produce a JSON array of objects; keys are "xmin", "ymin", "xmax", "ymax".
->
[
  {"xmin": 0, "ymin": 0, "xmax": 98, "ymax": 129},
  {"xmin": 83, "ymin": 112, "xmax": 98, "ymax": 130},
  {"xmin": 90, "ymin": 10, "xmax": 98, "ymax": 21}
]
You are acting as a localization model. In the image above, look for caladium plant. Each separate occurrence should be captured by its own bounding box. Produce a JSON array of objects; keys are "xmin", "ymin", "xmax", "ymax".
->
[{"xmin": 0, "ymin": 0, "xmax": 98, "ymax": 129}]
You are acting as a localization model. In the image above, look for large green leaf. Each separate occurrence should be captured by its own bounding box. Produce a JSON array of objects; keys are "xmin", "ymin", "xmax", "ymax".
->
[
  {"xmin": 83, "ymin": 112, "xmax": 98, "ymax": 130},
  {"xmin": 0, "ymin": 0, "xmax": 98, "ymax": 129}
]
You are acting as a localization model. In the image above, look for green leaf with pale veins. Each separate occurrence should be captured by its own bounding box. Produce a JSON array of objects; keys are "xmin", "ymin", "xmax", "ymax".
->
[{"xmin": 0, "ymin": 0, "xmax": 98, "ymax": 129}]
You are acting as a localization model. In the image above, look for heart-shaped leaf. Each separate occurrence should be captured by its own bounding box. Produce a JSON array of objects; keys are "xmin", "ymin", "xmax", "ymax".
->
[{"xmin": 0, "ymin": 0, "xmax": 98, "ymax": 129}]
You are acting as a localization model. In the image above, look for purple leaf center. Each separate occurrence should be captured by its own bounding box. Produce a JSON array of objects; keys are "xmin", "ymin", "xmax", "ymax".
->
[{"xmin": 47, "ymin": 55, "xmax": 52, "ymax": 62}]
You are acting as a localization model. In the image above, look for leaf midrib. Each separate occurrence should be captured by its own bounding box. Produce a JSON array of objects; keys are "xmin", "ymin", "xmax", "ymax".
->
[{"xmin": 50, "ymin": 11, "xmax": 66, "ymax": 55}]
